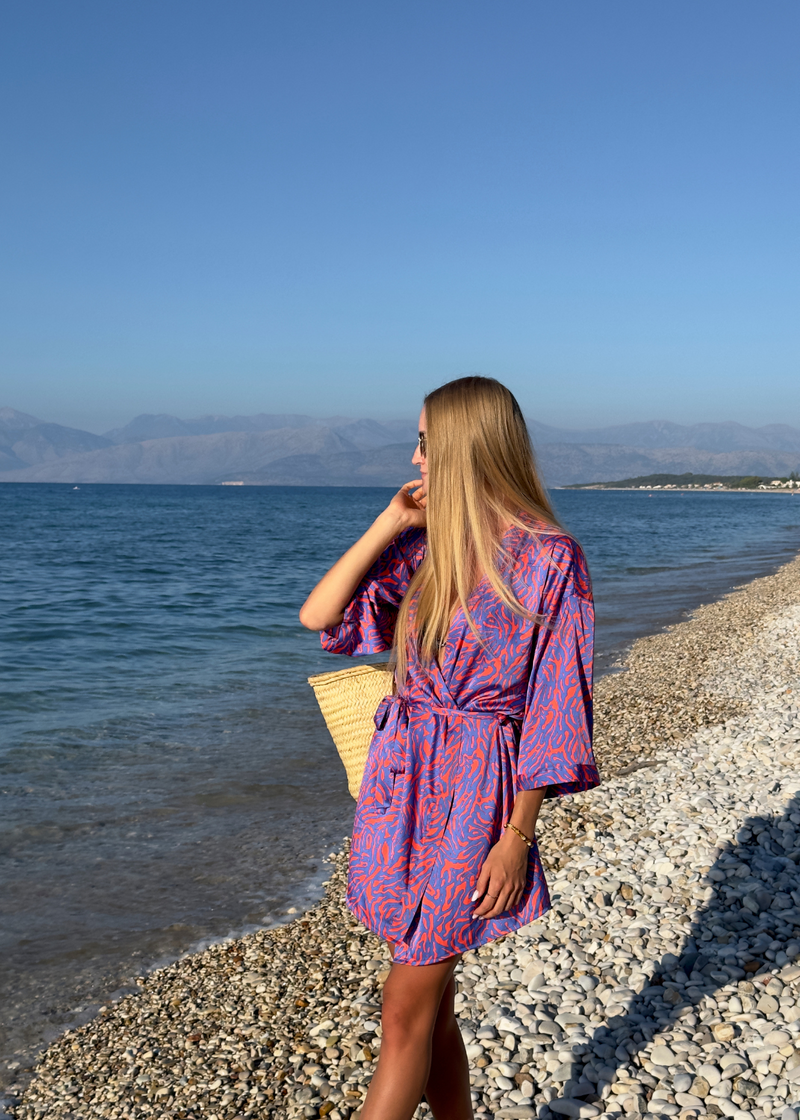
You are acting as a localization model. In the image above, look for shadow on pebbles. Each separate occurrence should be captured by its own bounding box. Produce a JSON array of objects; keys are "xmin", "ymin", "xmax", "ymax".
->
[{"xmin": 6, "ymin": 556, "xmax": 800, "ymax": 1120}]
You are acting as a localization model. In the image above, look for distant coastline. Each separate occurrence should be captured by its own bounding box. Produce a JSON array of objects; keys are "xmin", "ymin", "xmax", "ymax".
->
[
  {"xmin": 567, "ymin": 471, "xmax": 800, "ymax": 492},
  {"xmin": 3, "ymin": 408, "xmax": 800, "ymax": 489},
  {"xmin": 572, "ymin": 487, "xmax": 799, "ymax": 493}
]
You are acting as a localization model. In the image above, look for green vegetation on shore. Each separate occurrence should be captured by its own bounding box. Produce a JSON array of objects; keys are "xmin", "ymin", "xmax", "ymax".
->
[{"xmin": 567, "ymin": 471, "xmax": 800, "ymax": 490}]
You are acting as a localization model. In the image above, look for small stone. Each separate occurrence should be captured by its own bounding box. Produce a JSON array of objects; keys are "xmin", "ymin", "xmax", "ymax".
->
[
  {"xmin": 720, "ymin": 1055, "xmax": 748, "ymax": 1074},
  {"xmin": 735, "ymin": 1080, "xmax": 759, "ymax": 1099},
  {"xmin": 675, "ymin": 1094, "xmax": 705, "ymax": 1109},
  {"xmin": 757, "ymin": 995, "xmax": 780, "ymax": 1015},
  {"xmin": 673, "ymin": 1075, "xmax": 693, "ymax": 1094},
  {"xmin": 765, "ymin": 1031, "xmax": 791, "ymax": 1045},
  {"xmin": 523, "ymin": 962, "xmax": 544, "ymax": 984},
  {"xmin": 690, "ymin": 1077, "xmax": 710, "ymax": 1098},
  {"xmin": 549, "ymin": 1100, "xmax": 600, "ymax": 1118},
  {"xmin": 652, "ymin": 1046, "xmax": 677, "ymax": 1066},
  {"xmin": 697, "ymin": 1064, "xmax": 721, "ymax": 1088},
  {"xmin": 713, "ymin": 1023, "xmax": 736, "ymax": 1042}
]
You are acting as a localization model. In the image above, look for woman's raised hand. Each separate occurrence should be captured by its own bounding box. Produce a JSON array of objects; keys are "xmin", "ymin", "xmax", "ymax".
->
[
  {"xmin": 386, "ymin": 480, "xmax": 427, "ymax": 531},
  {"xmin": 299, "ymin": 480, "xmax": 427, "ymax": 632}
]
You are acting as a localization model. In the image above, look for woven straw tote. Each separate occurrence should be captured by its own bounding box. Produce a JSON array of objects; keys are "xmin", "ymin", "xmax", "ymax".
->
[{"xmin": 308, "ymin": 662, "xmax": 394, "ymax": 799}]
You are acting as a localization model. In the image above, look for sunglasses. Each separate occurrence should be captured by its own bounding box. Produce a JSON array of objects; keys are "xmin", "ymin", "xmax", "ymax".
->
[{"xmin": 418, "ymin": 431, "xmax": 427, "ymax": 457}]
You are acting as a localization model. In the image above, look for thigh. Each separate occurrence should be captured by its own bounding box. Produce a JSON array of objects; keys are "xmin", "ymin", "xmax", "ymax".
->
[{"xmin": 381, "ymin": 953, "xmax": 460, "ymax": 1026}]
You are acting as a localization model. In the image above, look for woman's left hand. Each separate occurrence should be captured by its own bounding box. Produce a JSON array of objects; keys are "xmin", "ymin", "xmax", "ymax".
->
[{"xmin": 471, "ymin": 830, "xmax": 529, "ymax": 919}]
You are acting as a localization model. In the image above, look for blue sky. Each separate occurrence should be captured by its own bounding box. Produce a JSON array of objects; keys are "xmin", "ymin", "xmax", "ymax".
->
[{"xmin": 1, "ymin": 1, "xmax": 798, "ymax": 434}]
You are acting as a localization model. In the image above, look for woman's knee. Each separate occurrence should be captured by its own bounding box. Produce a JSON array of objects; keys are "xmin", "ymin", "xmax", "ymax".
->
[
  {"xmin": 380, "ymin": 985, "xmax": 435, "ymax": 1045},
  {"xmin": 380, "ymin": 1003, "xmax": 426, "ymax": 1047}
]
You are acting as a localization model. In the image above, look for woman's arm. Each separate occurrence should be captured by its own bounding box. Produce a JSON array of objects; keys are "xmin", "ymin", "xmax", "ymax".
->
[
  {"xmin": 299, "ymin": 481, "xmax": 426, "ymax": 632},
  {"xmin": 471, "ymin": 788, "xmax": 547, "ymax": 919}
]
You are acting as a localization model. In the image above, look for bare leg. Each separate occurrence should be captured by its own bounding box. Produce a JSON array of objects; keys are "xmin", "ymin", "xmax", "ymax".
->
[
  {"xmin": 361, "ymin": 953, "xmax": 467, "ymax": 1120},
  {"xmin": 423, "ymin": 970, "xmax": 474, "ymax": 1120}
]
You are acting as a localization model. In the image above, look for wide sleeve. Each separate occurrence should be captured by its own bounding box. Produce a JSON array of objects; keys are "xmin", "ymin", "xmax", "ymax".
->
[
  {"xmin": 516, "ymin": 535, "xmax": 599, "ymax": 796},
  {"xmin": 320, "ymin": 528, "xmax": 426, "ymax": 657}
]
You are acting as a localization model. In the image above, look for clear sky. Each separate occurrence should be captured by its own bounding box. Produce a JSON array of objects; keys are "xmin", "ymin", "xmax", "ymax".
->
[{"xmin": 1, "ymin": 1, "xmax": 798, "ymax": 434}]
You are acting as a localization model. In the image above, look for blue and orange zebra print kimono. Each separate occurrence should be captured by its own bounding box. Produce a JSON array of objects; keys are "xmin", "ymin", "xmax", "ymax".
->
[{"xmin": 321, "ymin": 517, "xmax": 598, "ymax": 964}]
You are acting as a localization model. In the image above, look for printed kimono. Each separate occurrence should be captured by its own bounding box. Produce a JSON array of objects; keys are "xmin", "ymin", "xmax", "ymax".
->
[{"xmin": 321, "ymin": 519, "xmax": 598, "ymax": 964}]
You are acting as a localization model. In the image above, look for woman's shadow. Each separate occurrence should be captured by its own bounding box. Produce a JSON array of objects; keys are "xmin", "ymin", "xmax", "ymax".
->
[{"xmin": 542, "ymin": 791, "xmax": 800, "ymax": 1118}]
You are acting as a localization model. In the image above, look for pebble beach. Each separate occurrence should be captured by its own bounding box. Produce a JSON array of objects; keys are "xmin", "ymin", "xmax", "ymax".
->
[{"xmin": 5, "ymin": 553, "xmax": 800, "ymax": 1120}]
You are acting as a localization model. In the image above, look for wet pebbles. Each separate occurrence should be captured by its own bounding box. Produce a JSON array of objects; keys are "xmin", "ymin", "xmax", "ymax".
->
[{"xmin": 7, "ymin": 555, "xmax": 800, "ymax": 1120}]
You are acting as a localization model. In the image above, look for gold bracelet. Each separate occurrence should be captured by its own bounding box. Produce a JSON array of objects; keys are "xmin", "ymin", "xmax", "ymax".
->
[{"xmin": 504, "ymin": 821, "xmax": 534, "ymax": 848}]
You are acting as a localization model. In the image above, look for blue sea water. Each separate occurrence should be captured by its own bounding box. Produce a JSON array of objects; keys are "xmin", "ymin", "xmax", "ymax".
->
[{"xmin": 1, "ymin": 482, "xmax": 799, "ymax": 1068}]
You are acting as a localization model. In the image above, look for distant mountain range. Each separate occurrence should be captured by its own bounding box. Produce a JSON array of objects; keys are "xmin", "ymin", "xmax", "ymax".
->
[{"xmin": 2, "ymin": 407, "xmax": 799, "ymax": 487}]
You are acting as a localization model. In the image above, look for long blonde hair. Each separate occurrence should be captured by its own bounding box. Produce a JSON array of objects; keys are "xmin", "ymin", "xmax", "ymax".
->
[{"xmin": 394, "ymin": 376, "xmax": 564, "ymax": 683}]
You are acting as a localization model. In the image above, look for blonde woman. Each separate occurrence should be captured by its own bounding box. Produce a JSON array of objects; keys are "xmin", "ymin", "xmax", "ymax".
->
[{"xmin": 300, "ymin": 376, "xmax": 598, "ymax": 1120}]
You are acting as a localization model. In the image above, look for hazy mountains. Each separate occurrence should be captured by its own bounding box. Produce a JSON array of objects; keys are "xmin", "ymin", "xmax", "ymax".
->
[
  {"xmin": 0, "ymin": 409, "xmax": 421, "ymax": 486},
  {"xmin": 1, "ymin": 407, "xmax": 799, "ymax": 487},
  {"xmin": 0, "ymin": 408, "xmax": 113, "ymax": 472}
]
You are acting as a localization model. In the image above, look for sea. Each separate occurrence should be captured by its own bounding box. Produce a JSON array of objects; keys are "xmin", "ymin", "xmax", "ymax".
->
[{"xmin": 2, "ymin": 483, "xmax": 800, "ymax": 1075}]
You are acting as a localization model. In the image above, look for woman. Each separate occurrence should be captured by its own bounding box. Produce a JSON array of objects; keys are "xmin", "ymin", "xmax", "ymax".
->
[{"xmin": 300, "ymin": 376, "xmax": 598, "ymax": 1120}]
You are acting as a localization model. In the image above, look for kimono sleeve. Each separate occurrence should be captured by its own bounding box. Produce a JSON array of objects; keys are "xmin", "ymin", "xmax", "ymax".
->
[
  {"xmin": 320, "ymin": 527, "xmax": 426, "ymax": 656},
  {"xmin": 516, "ymin": 535, "xmax": 599, "ymax": 796}
]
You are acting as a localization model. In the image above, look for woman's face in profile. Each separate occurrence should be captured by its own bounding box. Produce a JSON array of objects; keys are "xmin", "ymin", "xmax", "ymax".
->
[{"xmin": 411, "ymin": 407, "xmax": 428, "ymax": 497}]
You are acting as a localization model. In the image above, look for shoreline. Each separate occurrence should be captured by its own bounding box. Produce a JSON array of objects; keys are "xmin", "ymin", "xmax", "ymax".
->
[
  {"xmin": 4, "ymin": 496, "xmax": 799, "ymax": 1090},
  {"xmin": 5, "ymin": 552, "xmax": 800, "ymax": 1119},
  {"xmin": 591, "ymin": 552, "xmax": 800, "ymax": 773},
  {"xmin": 564, "ymin": 489, "xmax": 799, "ymax": 495}
]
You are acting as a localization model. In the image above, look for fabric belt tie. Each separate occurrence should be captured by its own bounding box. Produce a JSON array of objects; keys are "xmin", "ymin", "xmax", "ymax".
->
[
  {"xmin": 369, "ymin": 693, "xmax": 525, "ymax": 926},
  {"xmin": 374, "ymin": 693, "xmax": 523, "ymax": 731}
]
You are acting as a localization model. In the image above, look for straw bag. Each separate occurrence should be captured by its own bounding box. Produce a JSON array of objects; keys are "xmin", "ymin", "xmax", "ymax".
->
[{"xmin": 308, "ymin": 662, "xmax": 394, "ymax": 799}]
